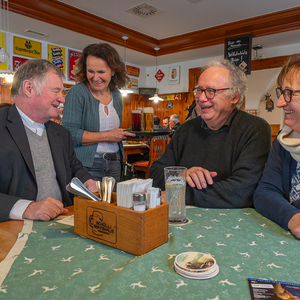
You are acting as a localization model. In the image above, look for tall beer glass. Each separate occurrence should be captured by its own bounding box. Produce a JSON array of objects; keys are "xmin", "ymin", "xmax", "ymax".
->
[
  {"xmin": 164, "ymin": 166, "xmax": 187, "ymax": 223},
  {"xmin": 142, "ymin": 107, "xmax": 154, "ymax": 132}
]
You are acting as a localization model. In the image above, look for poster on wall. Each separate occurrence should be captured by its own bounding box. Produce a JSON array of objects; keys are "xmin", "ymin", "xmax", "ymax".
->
[
  {"xmin": 225, "ymin": 34, "xmax": 252, "ymax": 75},
  {"xmin": 13, "ymin": 56, "xmax": 29, "ymax": 71},
  {"xmin": 128, "ymin": 78, "xmax": 138, "ymax": 90},
  {"xmin": 168, "ymin": 66, "xmax": 180, "ymax": 85},
  {"xmin": 0, "ymin": 32, "xmax": 7, "ymax": 70},
  {"xmin": 14, "ymin": 36, "xmax": 41, "ymax": 59},
  {"xmin": 155, "ymin": 69, "xmax": 165, "ymax": 82},
  {"xmin": 48, "ymin": 44, "xmax": 65, "ymax": 73},
  {"xmin": 126, "ymin": 65, "xmax": 140, "ymax": 77},
  {"xmin": 68, "ymin": 49, "xmax": 81, "ymax": 81}
]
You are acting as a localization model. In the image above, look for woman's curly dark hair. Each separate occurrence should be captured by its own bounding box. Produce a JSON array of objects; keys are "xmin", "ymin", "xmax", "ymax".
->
[{"xmin": 74, "ymin": 43, "xmax": 129, "ymax": 92}]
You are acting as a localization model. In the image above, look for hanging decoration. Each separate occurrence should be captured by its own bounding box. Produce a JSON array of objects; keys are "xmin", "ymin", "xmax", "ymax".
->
[
  {"xmin": 149, "ymin": 47, "xmax": 163, "ymax": 103},
  {"xmin": 265, "ymin": 93, "xmax": 274, "ymax": 112}
]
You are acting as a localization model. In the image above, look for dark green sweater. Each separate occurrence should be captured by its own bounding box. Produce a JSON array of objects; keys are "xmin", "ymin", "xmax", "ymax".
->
[{"xmin": 149, "ymin": 109, "xmax": 271, "ymax": 208}]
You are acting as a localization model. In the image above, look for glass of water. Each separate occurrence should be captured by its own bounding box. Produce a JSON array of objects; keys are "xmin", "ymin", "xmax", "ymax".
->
[{"xmin": 164, "ymin": 166, "xmax": 187, "ymax": 223}]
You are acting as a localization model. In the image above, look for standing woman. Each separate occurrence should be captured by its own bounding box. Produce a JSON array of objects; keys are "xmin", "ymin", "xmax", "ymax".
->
[{"xmin": 62, "ymin": 43, "xmax": 135, "ymax": 182}]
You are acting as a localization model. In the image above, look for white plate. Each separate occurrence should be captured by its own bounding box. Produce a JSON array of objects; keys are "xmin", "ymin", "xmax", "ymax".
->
[{"xmin": 174, "ymin": 261, "xmax": 218, "ymax": 276}]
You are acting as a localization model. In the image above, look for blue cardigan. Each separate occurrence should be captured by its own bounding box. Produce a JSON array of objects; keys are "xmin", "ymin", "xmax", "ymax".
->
[
  {"xmin": 62, "ymin": 82, "xmax": 124, "ymax": 167},
  {"xmin": 253, "ymin": 137, "xmax": 300, "ymax": 231}
]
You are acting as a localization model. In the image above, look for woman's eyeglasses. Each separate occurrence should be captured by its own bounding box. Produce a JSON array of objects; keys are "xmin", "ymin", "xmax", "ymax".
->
[{"xmin": 276, "ymin": 87, "xmax": 300, "ymax": 103}]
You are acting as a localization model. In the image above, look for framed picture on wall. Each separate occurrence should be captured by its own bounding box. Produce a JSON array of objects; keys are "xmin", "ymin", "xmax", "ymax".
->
[{"xmin": 168, "ymin": 66, "xmax": 180, "ymax": 85}]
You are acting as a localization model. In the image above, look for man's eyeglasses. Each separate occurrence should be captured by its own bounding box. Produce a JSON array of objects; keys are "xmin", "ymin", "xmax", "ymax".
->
[
  {"xmin": 275, "ymin": 87, "xmax": 300, "ymax": 103},
  {"xmin": 193, "ymin": 87, "xmax": 231, "ymax": 100}
]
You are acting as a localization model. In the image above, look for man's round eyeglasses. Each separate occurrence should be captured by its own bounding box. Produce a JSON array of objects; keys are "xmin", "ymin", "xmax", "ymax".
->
[
  {"xmin": 193, "ymin": 87, "xmax": 231, "ymax": 100},
  {"xmin": 276, "ymin": 87, "xmax": 300, "ymax": 103}
]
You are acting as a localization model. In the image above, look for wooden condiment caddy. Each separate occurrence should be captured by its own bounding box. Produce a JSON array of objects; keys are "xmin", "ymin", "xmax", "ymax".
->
[{"xmin": 74, "ymin": 193, "xmax": 169, "ymax": 256}]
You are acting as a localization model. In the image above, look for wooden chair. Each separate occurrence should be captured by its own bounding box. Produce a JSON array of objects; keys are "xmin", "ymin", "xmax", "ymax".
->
[{"xmin": 131, "ymin": 138, "xmax": 166, "ymax": 179}]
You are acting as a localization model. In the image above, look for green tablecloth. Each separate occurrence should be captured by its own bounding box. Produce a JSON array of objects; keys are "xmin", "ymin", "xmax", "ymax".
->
[{"xmin": 0, "ymin": 207, "xmax": 299, "ymax": 299}]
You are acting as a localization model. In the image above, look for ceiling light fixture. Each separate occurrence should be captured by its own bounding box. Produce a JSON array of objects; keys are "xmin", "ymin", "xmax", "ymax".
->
[
  {"xmin": 120, "ymin": 35, "xmax": 133, "ymax": 97},
  {"xmin": 149, "ymin": 47, "xmax": 163, "ymax": 103}
]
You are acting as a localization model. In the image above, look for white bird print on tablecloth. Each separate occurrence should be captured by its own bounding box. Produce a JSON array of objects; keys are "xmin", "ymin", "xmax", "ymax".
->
[
  {"xmin": 273, "ymin": 251, "xmax": 286, "ymax": 256},
  {"xmin": 230, "ymin": 264, "xmax": 243, "ymax": 272},
  {"xmin": 279, "ymin": 241, "xmax": 288, "ymax": 245},
  {"xmin": 225, "ymin": 234, "xmax": 233, "ymax": 238},
  {"xmin": 197, "ymin": 234, "xmax": 204, "ymax": 238},
  {"xmin": 219, "ymin": 213, "xmax": 227, "ymax": 216},
  {"xmin": 211, "ymin": 219, "xmax": 220, "ymax": 222},
  {"xmin": 28, "ymin": 270, "xmax": 45, "ymax": 277},
  {"xmin": 195, "ymin": 214, "xmax": 202, "ymax": 217},
  {"xmin": 255, "ymin": 233, "xmax": 265, "ymax": 237},
  {"xmin": 47, "ymin": 223, "xmax": 56, "ymax": 226},
  {"xmin": 243, "ymin": 212, "xmax": 252, "ymax": 215},
  {"xmin": 267, "ymin": 263, "xmax": 283, "ymax": 269},
  {"xmin": 175, "ymin": 227, "xmax": 185, "ymax": 230},
  {"xmin": 238, "ymin": 218, "xmax": 244, "ymax": 222},
  {"xmin": 42, "ymin": 286, "xmax": 58, "ymax": 293},
  {"xmin": 184, "ymin": 242, "xmax": 193, "ymax": 247},
  {"xmin": 248, "ymin": 241, "xmax": 258, "ymax": 246},
  {"xmin": 175, "ymin": 279, "xmax": 188, "ymax": 289},
  {"xmin": 99, "ymin": 254, "xmax": 109, "ymax": 261},
  {"xmin": 219, "ymin": 279, "xmax": 236, "ymax": 286},
  {"xmin": 130, "ymin": 282, "xmax": 146, "ymax": 289},
  {"xmin": 232, "ymin": 225, "xmax": 240, "ymax": 229},
  {"xmin": 85, "ymin": 245, "xmax": 95, "ymax": 251},
  {"xmin": 168, "ymin": 254, "xmax": 177, "ymax": 260},
  {"xmin": 71, "ymin": 268, "xmax": 84, "ymax": 276},
  {"xmin": 0, "ymin": 285, "xmax": 8, "ymax": 293},
  {"xmin": 24, "ymin": 257, "xmax": 35, "ymax": 264},
  {"xmin": 260, "ymin": 223, "xmax": 267, "ymax": 227},
  {"xmin": 238, "ymin": 252, "xmax": 250, "ymax": 258},
  {"xmin": 203, "ymin": 226, "xmax": 212, "ymax": 229},
  {"xmin": 60, "ymin": 230, "xmax": 68, "ymax": 234},
  {"xmin": 89, "ymin": 283, "xmax": 101, "ymax": 293},
  {"xmin": 151, "ymin": 267, "xmax": 163, "ymax": 273},
  {"xmin": 61, "ymin": 256, "xmax": 74, "ymax": 262},
  {"xmin": 51, "ymin": 245, "xmax": 61, "ymax": 251},
  {"xmin": 216, "ymin": 242, "xmax": 227, "ymax": 246},
  {"xmin": 113, "ymin": 267, "xmax": 123, "ymax": 272}
]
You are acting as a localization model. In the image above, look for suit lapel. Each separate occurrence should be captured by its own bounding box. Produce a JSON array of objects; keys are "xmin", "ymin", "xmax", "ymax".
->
[{"xmin": 6, "ymin": 106, "xmax": 36, "ymax": 179}]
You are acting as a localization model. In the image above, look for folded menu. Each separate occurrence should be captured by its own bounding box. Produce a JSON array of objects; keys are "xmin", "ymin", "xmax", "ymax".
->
[
  {"xmin": 248, "ymin": 278, "xmax": 300, "ymax": 300},
  {"xmin": 66, "ymin": 177, "xmax": 101, "ymax": 202},
  {"xmin": 116, "ymin": 178, "xmax": 153, "ymax": 208}
]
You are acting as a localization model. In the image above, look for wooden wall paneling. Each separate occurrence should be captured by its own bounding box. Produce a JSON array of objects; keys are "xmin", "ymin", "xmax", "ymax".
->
[{"xmin": 0, "ymin": 84, "xmax": 13, "ymax": 104}]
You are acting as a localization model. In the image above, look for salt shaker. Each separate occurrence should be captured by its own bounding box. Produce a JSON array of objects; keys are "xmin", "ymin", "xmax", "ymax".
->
[{"xmin": 133, "ymin": 193, "xmax": 146, "ymax": 212}]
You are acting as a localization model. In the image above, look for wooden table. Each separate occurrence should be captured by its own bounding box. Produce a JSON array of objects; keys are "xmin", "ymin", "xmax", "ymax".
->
[
  {"xmin": 0, "ymin": 207, "xmax": 74, "ymax": 262},
  {"xmin": 123, "ymin": 142, "xmax": 149, "ymax": 161}
]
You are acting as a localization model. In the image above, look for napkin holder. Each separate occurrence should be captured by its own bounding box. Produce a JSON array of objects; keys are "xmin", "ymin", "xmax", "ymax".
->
[{"xmin": 73, "ymin": 193, "xmax": 169, "ymax": 256}]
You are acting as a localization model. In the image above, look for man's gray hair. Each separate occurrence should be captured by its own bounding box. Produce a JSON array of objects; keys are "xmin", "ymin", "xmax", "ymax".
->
[
  {"xmin": 201, "ymin": 58, "xmax": 248, "ymax": 108},
  {"xmin": 11, "ymin": 59, "xmax": 65, "ymax": 98},
  {"xmin": 170, "ymin": 114, "xmax": 180, "ymax": 124}
]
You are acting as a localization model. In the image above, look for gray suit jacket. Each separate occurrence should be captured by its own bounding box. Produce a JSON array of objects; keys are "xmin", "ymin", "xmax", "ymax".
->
[{"xmin": 0, "ymin": 105, "xmax": 93, "ymax": 222}]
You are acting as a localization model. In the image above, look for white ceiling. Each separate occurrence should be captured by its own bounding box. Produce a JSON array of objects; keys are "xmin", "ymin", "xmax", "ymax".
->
[{"xmin": 4, "ymin": 0, "xmax": 300, "ymax": 67}]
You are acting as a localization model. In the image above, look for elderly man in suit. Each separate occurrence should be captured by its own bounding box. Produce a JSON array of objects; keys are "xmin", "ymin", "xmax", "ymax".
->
[{"xmin": 0, "ymin": 59, "xmax": 96, "ymax": 223}]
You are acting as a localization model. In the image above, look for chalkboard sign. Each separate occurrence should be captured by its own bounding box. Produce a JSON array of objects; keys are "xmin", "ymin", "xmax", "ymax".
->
[{"xmin": 225, "ymin": 34, "xmax": 252, "ymax": 75}]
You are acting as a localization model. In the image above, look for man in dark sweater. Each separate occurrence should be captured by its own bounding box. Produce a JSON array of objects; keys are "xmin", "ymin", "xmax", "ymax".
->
[{"xmin": 149, "ymin": 58, "xmax": 271, "ymax": 208}]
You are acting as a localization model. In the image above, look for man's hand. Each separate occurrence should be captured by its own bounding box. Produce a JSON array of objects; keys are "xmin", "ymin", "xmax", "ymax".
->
[
  {"xmin": 288, "ymin": 213, "xmax": 300, "ymax": 239},
  {"xmin": 22, "ymin": 198, "xmax": 68, "ymax": 221},
  {"xmin": 186, "ymin": 167, "xmax": 217, "ymax": 189},
  {"xmin": 84, "ymin": 179, "xmax": 97, "ymax": 193}
]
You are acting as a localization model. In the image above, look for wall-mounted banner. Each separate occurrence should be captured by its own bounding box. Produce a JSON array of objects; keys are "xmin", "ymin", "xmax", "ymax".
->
[
  {"xmin": 13, "ymin": 56, "xmax": 28, "ymax": 71},
  {"xmin": 48, "ymin": 44, "xmax": 65, "ymax": 73},
  {"xmin": 168, "ymin": 66, "xmax": 180, "ymax": 85},
  {"xmin": 139, "ymin": 87, "xmax": 156, "ymax": 95},
  {"xmin": 126, "ymin": 65, "xmax": 140, "ymax": 77},
  {"xmin": 0, "ymin": 32, "xmax": 7, "ymax": 70},
  {"xmin": 68, "ymin": 49, "xmax": 81, "ymax": 81},
  {"xmin": 14, "ymin": 36, "xmax": 41, "ymax": 58},
  {"xmin": 128, "ymin": 78, "xmax": 138, "ymax": 90},
  {"xmin": 162, "ymin": 93, "xmax": 181, "ymax": 101},
  {"xmin": 155, "ymin": 69, "xmax": 165, "ymax": 82}
]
